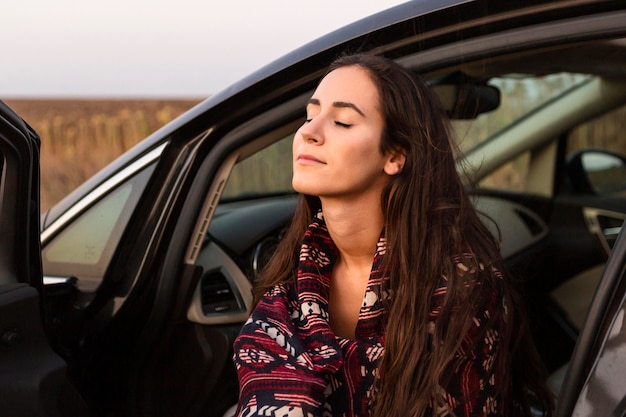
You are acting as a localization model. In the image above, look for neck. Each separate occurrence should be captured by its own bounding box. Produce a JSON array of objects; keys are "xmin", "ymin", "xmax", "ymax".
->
[{"xmin": 320, "ymin": 194, "xmax": 384, "ymax": 272}]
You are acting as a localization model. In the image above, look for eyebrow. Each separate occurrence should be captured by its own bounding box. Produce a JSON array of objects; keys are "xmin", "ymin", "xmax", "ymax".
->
[{"xmin": 307, "ymin": 98, "xmax": 365, "ymax": 117}]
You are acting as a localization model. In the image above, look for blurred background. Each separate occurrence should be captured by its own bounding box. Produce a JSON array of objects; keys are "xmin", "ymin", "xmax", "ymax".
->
[
  {"xmin": 2, "ymin": 0, "xmax": 407, "ymax": 212},
  {"xmin": 4, "ymin": 98, "xmax": 200, "ymax": 210}
]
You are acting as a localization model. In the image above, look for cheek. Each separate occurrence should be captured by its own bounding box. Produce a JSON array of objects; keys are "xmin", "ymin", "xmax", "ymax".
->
[
  {"xmin": 348, "ymin": 136, "xmax": 383, "ymax": 160},
  {"xmin": 292, "ymin": 132, "xmax": 301, "ymax": 157}
]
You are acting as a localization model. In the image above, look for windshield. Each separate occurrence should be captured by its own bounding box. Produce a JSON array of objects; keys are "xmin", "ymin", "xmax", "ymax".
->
[{"xmin": 451, "ymin": 73, "xmax": 590, "ymax": 153}]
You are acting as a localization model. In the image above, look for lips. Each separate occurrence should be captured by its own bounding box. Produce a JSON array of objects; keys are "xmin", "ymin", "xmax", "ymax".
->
[{"xmin": 297, "ymin": 154, "xmax": 325, "ymax": 164}]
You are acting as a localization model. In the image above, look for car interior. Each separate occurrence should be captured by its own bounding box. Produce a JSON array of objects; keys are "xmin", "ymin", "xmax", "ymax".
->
[
  {"xmin": 188, "ymin": 36, "xmax": 626, "ymax": 413},
  {"xmin": 38, "ymin": 29, "xmax": 626, "ymax": 416}
]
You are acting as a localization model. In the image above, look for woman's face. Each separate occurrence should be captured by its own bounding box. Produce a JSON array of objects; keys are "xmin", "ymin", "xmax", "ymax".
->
[{"xmin": 292, "ymin": 65, "xmax": 399, "ymax": 200}]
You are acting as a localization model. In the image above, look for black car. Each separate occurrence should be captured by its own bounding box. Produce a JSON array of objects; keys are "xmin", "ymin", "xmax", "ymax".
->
[{"xmin": 1, "ymin": 0, "xmax": 625, "ymax": 416}]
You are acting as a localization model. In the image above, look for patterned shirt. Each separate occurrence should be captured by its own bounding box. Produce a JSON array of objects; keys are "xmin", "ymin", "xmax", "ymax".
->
[{"xmin": 233, "ymin": 214, "xmax": 507, "ymax": 417}]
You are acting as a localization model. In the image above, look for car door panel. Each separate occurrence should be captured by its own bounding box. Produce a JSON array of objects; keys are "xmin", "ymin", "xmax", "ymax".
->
[
  {"xmin": 0, "ymin": 284, "xmax": 83, "ymax": 416},
  {"xmin": 517, "ymin": 192, "xmax": 624, "ymax": 376},
  {"xmin": 0, "ymin": 101, "xmax": 40, "ymax": 288},
  {"xmin": 555, "ymin": 224, "xmax": 626, "ymax": 417},
  {"xmin": 0, "ymin": 101, "xmax": 88, "ymax": 416},
  {"xmin": 129, "ymin": 260, "xmax": 240, "ymax": 417},
  {"xmin": 470, "ymin": 189, "xmax": 616, "ymax": 373}
]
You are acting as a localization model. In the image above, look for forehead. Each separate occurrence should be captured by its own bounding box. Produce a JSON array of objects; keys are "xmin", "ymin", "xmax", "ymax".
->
[{"xmin": 312, "ymin": 66, "xmax": 380, "ymax": 108}]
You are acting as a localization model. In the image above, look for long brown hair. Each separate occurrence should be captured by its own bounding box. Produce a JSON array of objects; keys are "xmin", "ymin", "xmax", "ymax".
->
[{"xmin": 253, "ymin": 54, "xmax": 553, "ymax": 417}]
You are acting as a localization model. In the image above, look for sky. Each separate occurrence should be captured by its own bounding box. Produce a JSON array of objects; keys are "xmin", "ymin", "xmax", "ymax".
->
[{"xmin": 2, "ymin": 0, "xmax": 409, "ymax": 98}]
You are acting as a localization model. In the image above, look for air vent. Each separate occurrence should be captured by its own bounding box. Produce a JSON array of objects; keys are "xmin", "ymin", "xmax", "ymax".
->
[{"xmin": 201, "ymin": 270, "xmax": 240, "ymax": 314}]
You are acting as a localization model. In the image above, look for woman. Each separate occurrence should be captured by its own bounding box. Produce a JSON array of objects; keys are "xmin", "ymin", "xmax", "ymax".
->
[{"xmin": 233, "ymin": 54, "xmax": 553, "ymax": 417}]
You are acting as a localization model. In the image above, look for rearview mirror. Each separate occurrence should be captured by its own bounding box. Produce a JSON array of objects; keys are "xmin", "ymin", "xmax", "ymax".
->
[{"xmin": 429, "ymin": 72, "xmax": 500, "ymax": 119}]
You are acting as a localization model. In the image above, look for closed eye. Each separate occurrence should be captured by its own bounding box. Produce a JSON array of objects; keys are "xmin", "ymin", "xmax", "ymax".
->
[{"xmin": 335, "ymin": 121, "xmax": 351, "ymax": 128}]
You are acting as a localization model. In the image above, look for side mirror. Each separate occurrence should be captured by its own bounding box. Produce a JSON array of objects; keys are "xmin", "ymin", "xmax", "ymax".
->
[{"xmin": 567, "ymin": 149, "xmax": 626, "ymax": 195}]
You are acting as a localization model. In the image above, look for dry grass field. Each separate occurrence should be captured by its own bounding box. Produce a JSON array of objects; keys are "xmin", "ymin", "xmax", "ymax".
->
[
  {"xmin": 3, "ymin": 96, "xmax": 624, "ymax": 214},
  {"xmin": 4, "ymin": 98, "xmax": 202, "ymax": 211}
]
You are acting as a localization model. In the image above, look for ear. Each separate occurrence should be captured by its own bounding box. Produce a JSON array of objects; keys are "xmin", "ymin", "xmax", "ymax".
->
[{"xmin": 384, "ymin": 149, "xmax": 406, "ymax": 176}]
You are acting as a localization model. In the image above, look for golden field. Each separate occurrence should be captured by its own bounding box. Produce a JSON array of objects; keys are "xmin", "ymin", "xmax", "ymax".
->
[
  {"xmin": 4, "ymin": 98, "xmax": 202, "ymax": 212},
  {"xmin": 3, "ymin": 97, "xmax": 624, "ymax": 213}
]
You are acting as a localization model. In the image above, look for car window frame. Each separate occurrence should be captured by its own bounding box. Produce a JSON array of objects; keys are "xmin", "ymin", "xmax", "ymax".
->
[{"xmin": 40, "ymin": 144, "xmax": 166, "ymax": 289}]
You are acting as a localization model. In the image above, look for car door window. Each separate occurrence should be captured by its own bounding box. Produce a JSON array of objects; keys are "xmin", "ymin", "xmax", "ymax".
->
[
  {"xmin": 42, "ymin": 163, "xmax": 155, "ymax": 291},
  {"xmin": 222, "ymin": 133, "xmax": 294, "ymax": 199},
  {"xmin": 567, "ymin": 102, "xmax": 626, "ymax": 180}
]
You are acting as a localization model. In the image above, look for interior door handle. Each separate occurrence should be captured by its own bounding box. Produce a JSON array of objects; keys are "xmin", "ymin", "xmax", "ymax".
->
[
  {"xmin": 583, "ymin": 207, "xmax": 625, "ymax": 256},
  {"xmin": 603, "ymin": 226, "xmax": 622, "ymax": 239}
]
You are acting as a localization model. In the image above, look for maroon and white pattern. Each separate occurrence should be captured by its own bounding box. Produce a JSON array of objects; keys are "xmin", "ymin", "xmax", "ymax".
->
[{"xmin": 233, "ymin": 215, "xmax": 508, "ymax": 416}]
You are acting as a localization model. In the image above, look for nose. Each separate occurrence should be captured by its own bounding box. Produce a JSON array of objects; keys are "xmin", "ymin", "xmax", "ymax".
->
[{"xmin": 298, "ymin": 117, "xmax": 323, "ymax": 144}]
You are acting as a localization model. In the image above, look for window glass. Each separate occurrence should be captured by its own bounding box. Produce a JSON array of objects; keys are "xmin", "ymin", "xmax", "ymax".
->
[
  {"xmin": 478, "ymin": 152, "xmax": 530, "ymax": 191},
  {"xmin": 567, "ymin": 103, "xmax": 626, "ymax": 157},
  {"xmin": 566, "ymin": 103, "xmax": 626, "ymax": 198},
  {"xmin": 42, "ymin": 163, "xmax": 155, "ymax": 291},
  {"xmin": 222, "ymin": 134, "xmax": 294, "ymax": 199},
  {"xmin": 451, "ymin": 73, "xmax": 588, "ymax": 153},
  {"xmin": 453, "ymin": 73, "xmax": 588, "ymax": 192},
  {"xmin": 45, "ymin": 187, "xmax": 132, "ymax": 266}
]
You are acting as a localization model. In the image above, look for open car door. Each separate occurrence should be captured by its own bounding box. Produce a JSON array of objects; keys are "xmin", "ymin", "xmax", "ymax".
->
[
  {"xmin": 554, "ymin": 222, "xmax": 626, "ymax": 416},
  {"xmin": 0, "ymin": 101, "xmax": 86, "ymax": 416}
]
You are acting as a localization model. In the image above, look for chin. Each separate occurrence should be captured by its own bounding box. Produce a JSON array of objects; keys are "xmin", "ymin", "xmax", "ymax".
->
[
  {"xmin": 292, "ymin": 183, "xmax": 315, "ymax": 195},
  {"xmin": 292, "ymin": 180, "xmax": 326, "ymax": 197},
  {"xmin": 292, "ymin": 176, "xmax": 311, "ymax": 193}
]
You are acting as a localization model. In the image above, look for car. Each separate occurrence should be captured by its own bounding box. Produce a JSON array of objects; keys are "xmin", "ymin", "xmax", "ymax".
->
[{"xmin": 1, "ymin": 0, "xmax": 626, "ymax": 416}]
